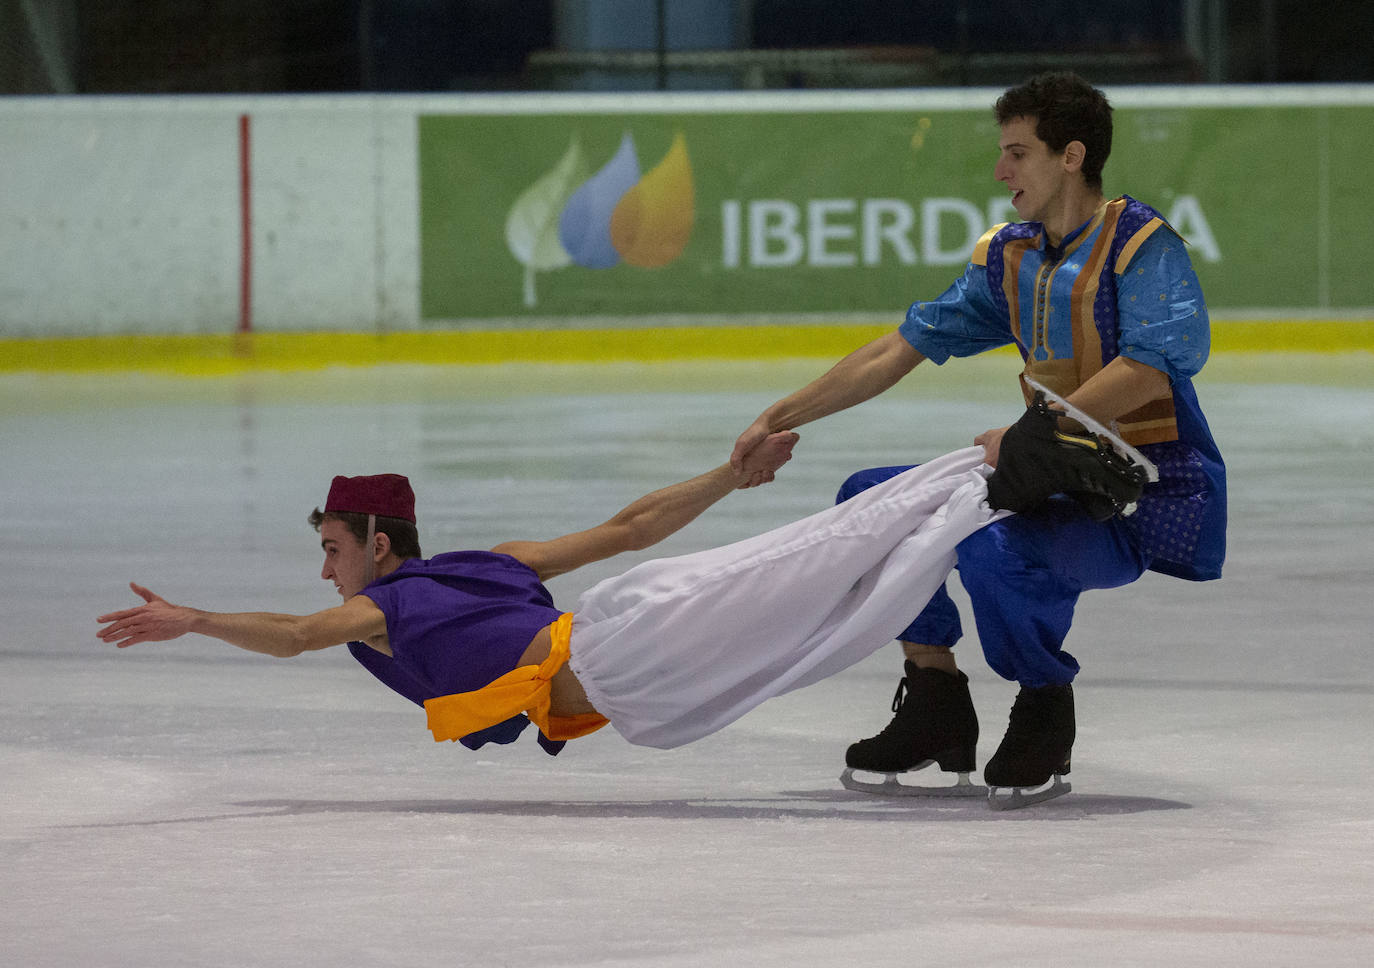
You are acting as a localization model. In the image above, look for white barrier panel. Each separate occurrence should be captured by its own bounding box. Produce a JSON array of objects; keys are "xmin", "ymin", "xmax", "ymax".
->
[{"xmin": 1, "ymin": 96, "xmax": 420, "ymax": 336}]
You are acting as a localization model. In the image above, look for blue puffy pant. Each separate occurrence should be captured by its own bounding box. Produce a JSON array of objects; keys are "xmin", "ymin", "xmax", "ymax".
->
[{"xmin": 837, "ymin": 465, "xmax": 1151, "ymax": 687}]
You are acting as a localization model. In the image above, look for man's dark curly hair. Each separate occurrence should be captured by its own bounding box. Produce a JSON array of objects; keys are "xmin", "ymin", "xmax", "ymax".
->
[{"xmin": 994, "ymin": 72, "xmax": 1113, "ymax": 191}]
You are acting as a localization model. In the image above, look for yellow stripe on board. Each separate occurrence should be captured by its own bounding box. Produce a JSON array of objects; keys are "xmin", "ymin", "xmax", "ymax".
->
[
  {"xmin": 1208, "ymin": 319, "xmax": 1374, "ymax": 353},
  {"xmin": 2, "ymin": 327, "xmax": 889, "ymax": 375},
  {"xmin": 2, "ymin": 319, "xmax": 1370, "ymax": 375}
]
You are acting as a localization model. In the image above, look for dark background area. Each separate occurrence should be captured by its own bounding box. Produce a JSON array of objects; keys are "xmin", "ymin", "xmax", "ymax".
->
[{"xmin": 3, "ymin": 0, "xmax": 1371, "ymax": 95}]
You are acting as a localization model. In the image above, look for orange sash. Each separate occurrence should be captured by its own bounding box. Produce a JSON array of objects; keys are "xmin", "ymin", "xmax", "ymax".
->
[{"xmin": 424, "ymin": 612, "xmax": 609, "ymax": 744}]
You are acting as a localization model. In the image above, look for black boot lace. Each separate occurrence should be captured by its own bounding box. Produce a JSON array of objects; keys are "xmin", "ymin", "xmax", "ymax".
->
[{"xmin": 890, "ymin": 677, "xmax": 909, "ymax": 713}]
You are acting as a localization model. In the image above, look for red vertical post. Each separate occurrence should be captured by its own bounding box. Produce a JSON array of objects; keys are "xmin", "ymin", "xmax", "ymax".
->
[{"xmin": 238, "ymin": 113, "xmax": 253, "ymax": 335}]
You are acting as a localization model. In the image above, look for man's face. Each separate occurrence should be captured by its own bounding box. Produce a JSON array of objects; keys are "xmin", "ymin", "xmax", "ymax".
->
[
  {"xmin": 994, "ymin": 115, "xmax": 1070, "ymax": 225},
  {"xmin": 320, "ymin": 518, "xmax": 370, "ymax": 599}
]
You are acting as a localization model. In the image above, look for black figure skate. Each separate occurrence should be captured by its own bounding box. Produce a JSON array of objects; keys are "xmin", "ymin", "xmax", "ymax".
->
[
  {"xmin": 986, "ymin": 377, "xmax": 1158, "ymax": 521},
  {"xmin": 840, "ymin": 663, "xmax": 985, "ymax": 797},
  {"xmin": 984, "ymin": 683, "xmax": 1076, "ymax": 810}
]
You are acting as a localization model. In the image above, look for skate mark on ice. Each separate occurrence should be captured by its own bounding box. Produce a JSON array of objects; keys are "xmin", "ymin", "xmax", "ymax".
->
[
  {"xmin": 53, "ymin": 796, "xmax": 1040, "ymax": 828},
  {"xmin": 789, "ymin": 788, "xmax": 1191, "ymax": 819},
  {"xmin": 57, "ymin": 790, "xmax": 1194, "ymax": 829},
  {"xmin": 1004, "ymin": 909, "xmax": 1374, "ymax": 939},
  {"xmin": 1090, "ymin": 676, "xmax": 1374, "ymax": 696}
]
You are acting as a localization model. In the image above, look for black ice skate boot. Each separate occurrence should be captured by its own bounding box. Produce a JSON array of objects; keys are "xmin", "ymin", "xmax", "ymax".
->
[
  {"xmin": 840, "ymin": 662, "xmax": 983, "ymax": 797},
  {"xmin": 984, "ymin": 683, "xmax": 1075, "ymax": 810}
]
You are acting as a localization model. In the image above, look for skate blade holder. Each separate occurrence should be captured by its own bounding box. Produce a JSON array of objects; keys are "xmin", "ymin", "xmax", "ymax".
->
[
  {"xmin": 840, "ymin": 765, "xmax": 987, "ymax": 798},
  {"xmin": 986, "ymin": 774, "xmax": 1072, "ymax": 811}
]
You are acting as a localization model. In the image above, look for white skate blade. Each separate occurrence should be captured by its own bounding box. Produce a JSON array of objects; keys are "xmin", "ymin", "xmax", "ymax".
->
[
  {"xmin": 986, "ymin": 774, "xmax": 1072, "ymax": 811},
  {"xmin": 840, "ymin": 765, "xmax": 987, "ymax": 798},
  {"xmin": 1022, "ymin": 377, "xmax": 1160, "ymax": 484}
]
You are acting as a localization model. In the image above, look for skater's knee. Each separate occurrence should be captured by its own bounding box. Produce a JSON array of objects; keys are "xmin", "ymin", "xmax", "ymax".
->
[
  {"xmin": 834, "ymin": 465, "xmax": 911, "ymax": 504},
  {"xmin": 835, "ymin": 472, "xmax": 869, "ymax": 504}
]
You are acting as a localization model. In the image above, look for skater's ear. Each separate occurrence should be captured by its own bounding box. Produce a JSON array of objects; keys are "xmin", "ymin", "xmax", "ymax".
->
[{"xmin": 372, "ymin": 530, "xmax": 392, "ymax": 562}]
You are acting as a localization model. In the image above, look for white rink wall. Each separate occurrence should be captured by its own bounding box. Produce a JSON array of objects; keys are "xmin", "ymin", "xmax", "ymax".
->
[
  {"xmin": 4, "ymin": 87, "xmax": 1373, "ymax": 339},
  {"xmin": 1, "ymin": 95, "xmax": 420, "ymax": 337}
]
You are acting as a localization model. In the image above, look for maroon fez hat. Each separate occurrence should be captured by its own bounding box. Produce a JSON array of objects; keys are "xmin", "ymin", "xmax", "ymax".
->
[{"xmin": 324, "ymin": 474, "xmax": 416, "ymax": 523}]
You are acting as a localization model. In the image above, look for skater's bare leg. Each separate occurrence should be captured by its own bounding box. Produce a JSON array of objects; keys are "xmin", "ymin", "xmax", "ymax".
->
[{"xmin": 900, "ymin": 641, "xmax": 958, "ymax": 677}]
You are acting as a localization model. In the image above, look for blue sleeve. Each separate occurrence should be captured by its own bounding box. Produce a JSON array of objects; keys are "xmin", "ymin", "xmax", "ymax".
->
[
  {"xmin": 898, "ymin": 263, "xmax": 1013, "ymax": 364},
  {"xmin": 1116, "ymin": 229, "xmax": 1210, "ymax": 380}
]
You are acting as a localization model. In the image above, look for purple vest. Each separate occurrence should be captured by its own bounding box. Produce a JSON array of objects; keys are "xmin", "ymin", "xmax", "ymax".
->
[{"xmin": 349, "ymin": 551, "xmax": 568, "ymax": 754}]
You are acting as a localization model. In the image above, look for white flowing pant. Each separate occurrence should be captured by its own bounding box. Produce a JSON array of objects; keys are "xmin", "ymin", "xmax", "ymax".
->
[{"xmin": 568, "ymin": 447, "xmax": 1006, "ymax": 749}]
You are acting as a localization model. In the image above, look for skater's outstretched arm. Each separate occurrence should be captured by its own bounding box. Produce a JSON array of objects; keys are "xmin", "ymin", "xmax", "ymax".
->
[
  {"xmin": 493, "ymin": 430, "xmax": 799, "ymax": 582},
  {"xmin": 97, "ymin": 582, "xmax": 385, "ymax": 656},
  {"xmin": 731, "ymin": 331, "xmax": 923, "ymax": 486}
]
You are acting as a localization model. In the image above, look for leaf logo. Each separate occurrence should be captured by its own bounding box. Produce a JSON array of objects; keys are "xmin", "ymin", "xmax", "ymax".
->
[
  {"xmin": 559, "ymin": 132, "xmax": 641, "ymax": 270},
  {"xmin": 504, "ymin": 135, "xmax": 589, "ymax": 308},
  {"xmin": 505, "ymin": 131, "xmax": 695, "ymax": 306},
  {"xmin": 611, "ymin": 131, "xmax": 694, "ymax": 268}
]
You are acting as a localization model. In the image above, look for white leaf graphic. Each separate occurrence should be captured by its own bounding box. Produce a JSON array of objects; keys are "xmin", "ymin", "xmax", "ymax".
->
[{"xmin": 505, "ymin": 135, "xmax": 588, "ymax": 307}]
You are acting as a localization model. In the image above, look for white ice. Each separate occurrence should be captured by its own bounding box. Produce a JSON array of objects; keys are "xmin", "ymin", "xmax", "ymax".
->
[{"xmin": 2, "ymin": 355, "xmax": 1371, "ymax": 967}]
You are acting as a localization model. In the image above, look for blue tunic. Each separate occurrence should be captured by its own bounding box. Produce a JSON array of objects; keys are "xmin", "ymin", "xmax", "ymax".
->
[
  {"xmin": 349, "ymin": 551, "xmax": 569, "ymax": 754},
  {"xmin": 898, "ymin": 196, "xmax": 1226, "ymax": 581}
]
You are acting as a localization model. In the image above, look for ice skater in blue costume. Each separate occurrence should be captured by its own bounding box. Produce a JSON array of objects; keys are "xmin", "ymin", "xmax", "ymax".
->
[{"xmin": 731, "ymin": 71, "xmax": 1227, "ymax": 808}]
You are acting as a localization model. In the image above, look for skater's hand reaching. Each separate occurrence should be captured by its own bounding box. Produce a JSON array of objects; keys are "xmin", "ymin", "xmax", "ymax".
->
[
  {"xmin": 97, "ymin": 583, "xmax": 199, "ymax": 648},
  {"xmin": 97, "ymin": 584, "xmax": 386, "ymax": 658},
  {"xmin": 734, "ymin": 430, "xmax": 799, "ymax": 488},
  {"xmin": 975, "ymin": 425, "xmax": 1009, "ymax": 468},
  {"xmin": 732, "ymin": 423, "xmax": 800, "ymax": 488}
]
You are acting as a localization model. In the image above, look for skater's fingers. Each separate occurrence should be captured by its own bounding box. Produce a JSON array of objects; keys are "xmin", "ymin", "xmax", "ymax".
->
[
  {"xmin": 975, "ymin": 426, "xmax": 1007, "ymax": 467},
  {"xmin": 96, "ymin": 605, "xmax": 147, "ymax": 624},
  {"xmin": 129, "ymin": 582, "xmax": 165, "ymax": 605},
  {"xmin": 99, "ymin": 619, "xmax": 157, "ymax": 649},
  {"xmin": 730, "ymin": 420, "xmax": 771, "ymax": 472}
]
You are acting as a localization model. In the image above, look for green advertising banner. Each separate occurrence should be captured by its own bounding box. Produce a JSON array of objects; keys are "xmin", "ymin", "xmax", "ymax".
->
[{"xmin": 418, "ymin": 98, "xmax": 1372, "ymax": 324}]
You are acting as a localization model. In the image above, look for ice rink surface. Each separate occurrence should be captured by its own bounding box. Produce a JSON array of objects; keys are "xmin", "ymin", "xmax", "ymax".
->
[{"xmin": 2, "ymin": 354, "xmax": 1371, "ymax": 967}]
